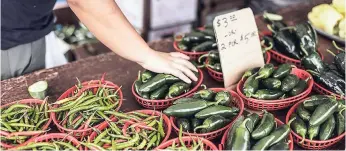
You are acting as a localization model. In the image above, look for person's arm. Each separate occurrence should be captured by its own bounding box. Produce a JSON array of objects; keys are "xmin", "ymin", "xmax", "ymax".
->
[{"xmin": 67, "ymin": 0, "xmax": 197, "ymax": 83}]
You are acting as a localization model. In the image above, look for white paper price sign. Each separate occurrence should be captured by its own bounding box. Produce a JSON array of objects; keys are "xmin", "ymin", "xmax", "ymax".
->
[{"xmin": 213, "ymin": 8, "xmax": 264, "ymax": 88}]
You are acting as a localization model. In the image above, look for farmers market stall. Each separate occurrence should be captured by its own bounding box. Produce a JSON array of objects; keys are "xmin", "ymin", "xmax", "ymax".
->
[{"xmin": 1, "ymin": 1, "xmax": 344, "ymax": 150}]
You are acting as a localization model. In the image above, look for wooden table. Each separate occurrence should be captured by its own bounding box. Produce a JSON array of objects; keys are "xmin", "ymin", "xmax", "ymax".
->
[{"xmin": 1, "ymin": 1, "xmax": 344, "ymax": 150}]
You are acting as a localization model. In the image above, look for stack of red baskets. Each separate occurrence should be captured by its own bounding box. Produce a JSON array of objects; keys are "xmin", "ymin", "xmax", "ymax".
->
[
  {"xmin": 236, "ymin": 68, "xmax": 313, "ymax": 111},
  {"xmin": 170, "ymin": 88, "xmax": 244, "ymax": 140}
]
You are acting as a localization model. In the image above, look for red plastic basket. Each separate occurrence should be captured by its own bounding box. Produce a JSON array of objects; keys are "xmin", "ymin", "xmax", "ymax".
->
[
  {"xmin": 219, "ymin": 116, "xmax": 294, "ymax": 150},
  {"xmin": 51, "ymin": 80, "xmax": 123, "ymax": 139},
  {"xmin": 260, "ymin": 31, "xmax": 324, "ymax": 68},
  {"xmin": 237, "ymin": 68, "xmax": 313, "ymax": 111},
  {"xmin": 87, "ymin": 110, "xmax": 171, "ymax": 150},
  {"xmin": 286, "ymin": 97, "xmax": 346, "ymax": 150},
  {"xmin": 170, "ymin": 88, "xmax": 244, "ymax": 140},
  {"xmin": 205, "ymin": 51, "xmax": 271, "ymax": 82},
  {"xmin": 0, "ymin": 99, "xmax": 52, "ymax": 149},
  {"xmin": 155, "ymin": 136, "xmax": 218, "ymax": 150},
  {"xmin": 173, "ymin": 41, "xmax": 209, "ymax": 61},
  {"xmin": 132, "ymin": 69, "xmax": 204, "ymax": 110},
  {"xmin": 313, "ymin": 81, "xmax": 345, "ymax": 100},
  {"xmin": 11, "ymin": 133, "xmax": 83, "ymax": 150}
]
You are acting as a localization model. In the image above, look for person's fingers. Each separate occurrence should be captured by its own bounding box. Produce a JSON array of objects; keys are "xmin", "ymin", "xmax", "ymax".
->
[
  {"xmin": 173, "ymin": 58, "xmax": 198, "ymax": 72},
  {"xmin": 170, "ymin": 52, "xmax": 190, "ymax": 60},
  {"xmin": 172, "ymin": 62, "xmax": 198, "ymax": 82},
  {"xmin": 169, "ymin": 68, "xmax": 192, "ymax": 83}
]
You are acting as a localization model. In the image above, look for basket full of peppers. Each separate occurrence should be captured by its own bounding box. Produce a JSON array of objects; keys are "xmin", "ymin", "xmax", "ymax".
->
[
  {"xmin": 237, "ymin": 63, "xmax": 313, "ymax": 111},
  {"xmin": 286, "ymin": 95, "xmax": 346, "ymax": 150},
  {"xmin": 262, "ymin": 12, "xmax": 324, "ymax": 68},
  {"xmin": 220, "ymin": 111, "xmax": 294, "ymax": 150},
  {"xmin": 50, "ymin": 78, "xmax": 123, "ymax": 139},
  {"xmin": 0, "ymin": 99, "xmax": 51, "ymax": 149},
  {"xmin": 173, "ymin": 26, "xmax": 216, "ymax": 60},
  {"xmin": 132, "ymin": 69, "xmax": 203, "ymax": 109},
  {"xmin": 310, "ymin": 41, "xmax": 345, "ymax": 99},
  {"xmin": 164, "ymin": 88, "xmax": 244, "ymax": 140},
  {"xmin": 198, "ymin": 38, "xmax": 272, "ymax": 82},
  {"xmin": 85, "ymin": 110, "xmax": 171, "ymax": 150}
]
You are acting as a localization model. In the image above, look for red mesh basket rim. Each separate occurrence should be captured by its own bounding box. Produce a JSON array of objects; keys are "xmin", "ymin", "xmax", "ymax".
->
[
  {"xmin": 88, "ymin": 110, "xmax": 171, "ymax": 149},
  {"xmin": 286, "ymin": 97, "xmax": 346, "ymax": 145},
  {"xmin": 131, "ymin": 68, "xmax": 204, "ymax": 103},
  {"xmin": 236, "ymin": 68, "xmax": 313, "ymax": 103},
  {"xmin": 219, "ymin": 116, "xmax": 294, "ymax": 150},
  {"xmin": 0, "ymin": 99, "xmax": 52, "ymax": 149},
  {"xmin": 11, "ymin": 133, "xmax": 83, "ymax": 150},
  {"xmin": 51, "ymin": 82, "xmax": 123, "ymax": 133},
  {"xmin": 313, "ymin": 81, "xmax": 345, "ymax": 99},
  {"xmin": 154, "ymin": 136, "xmax": 218, "ymax": 150},
  {"xmin": 170, "ymin": 88, "xmax": 244, "ymax": 139}
]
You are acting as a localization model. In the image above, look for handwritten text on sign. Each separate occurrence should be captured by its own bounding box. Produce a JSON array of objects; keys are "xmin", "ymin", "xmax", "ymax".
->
[{"xmin": 213, "ymin": 8, "xmax": 264, "ymax": 88}]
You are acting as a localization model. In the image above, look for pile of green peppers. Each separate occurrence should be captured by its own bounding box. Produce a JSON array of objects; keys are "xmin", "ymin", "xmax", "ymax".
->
[
  {"xmin": 242, "ymin": 63, "xmax": 309, "ymax": 100},
  {"xmin": 83, "ymin": 111, "xmax": 166, "ymax": 150},
  {"xmin": 225, "ymin": 111, "xmax": 290, "ymax": 151},
  {"xmin": 175, "ymin": 26, "xmax": 216, "ymax": 52},
  {"xmin": 134, "ymin": 70, "xmax": 199, "ymax": 100},
  {"xmin": 288, "ymin": 95, "xmax": 345, "ymax": 142},
  {"xmin": 163, "ymin": 89, "xmax": 239, "ymax": 133},
  {"xmin": 54, "ymin": 23, "xmax": 96, "ymax": 45}
]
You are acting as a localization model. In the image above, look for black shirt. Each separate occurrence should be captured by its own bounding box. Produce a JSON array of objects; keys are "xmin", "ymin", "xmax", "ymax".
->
[{"xmin": 1, "ymin": 0, "xmax": 57, "ymax": 50}]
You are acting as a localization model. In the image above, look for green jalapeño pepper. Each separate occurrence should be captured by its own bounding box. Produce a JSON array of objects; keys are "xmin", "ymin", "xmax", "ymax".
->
[
  {"xmin": 272, "ymin": 64, "xmax": 292, "ymax": 79},
  {"xmin": 288, "ymin": 113, "xmax": 307, "ymax": 143},
  {"xmin": 139, "ymin": 74, "xmax": 166, "ymax": 93},
  {"xmin": 150, "ymin": 85, "xmax": 169, "ymax": 100},
  {"xmin": 176, "ymin": 118, "xmax": 191, "ymax": 132},
  {"xmin": 289, "ymin": 78, "xmax": 309, "ymax": 96},
  {"xmin": 192, "ymin": 41, "xmax": 217, "ymax": 52},
  {"xmin": 141, "ymin": 70, "xmax": 156, "ymax": 83},
  {"xmin": 327, "ymin": 49, "xmax": 345, "ymax": 77},
  {"xmin": 310, "ymin": 99, "xmax": 338, "ymax": 126},
  {"xmin": 308, "ymin": 70, "xmax": 345, "ymax": 96},
  {"xmin": 193, "ymin": 89, "xmax": 215, "ymax": 101},
  {"xmin": 273, "ymin": 30, "xmax": 302, "ymax": 60},
  {"xmin": 194, "ymin": 115, "xmax": 229, "ymax": 133},
  {"xmin": 294, "ymin": 23, "xmax": 317, "ymax": 56},
  {"xmin": 242, "ymin": 67, "xmax": 260, "ymax": 79},
  {"xmin": 215, "ymin": 91, "xmax": 232, "ymax": 106},
  {"xmin": 256, "ymin": 64, "xmax": 275, "ymax": 79},
  {"xmin": 225, "ymin": 116, "xmax": 245, "ymax": 150},
  {"xmin": 243, "ymin": 74, "xmax": 259, "ymax": 97},
  {"xmin": 195, "ymin": 105, "xmax": 239, "ymax": 119},
  {"xmin": 252, "ymin": 111, "xmax": 275, "ymax": 140},
  {"xmin": 163, "ymin": 100, "xmax": 211, "ymax": 117},
  {"xmin": 167, "ymin": 82, "xmax": 191, "ymax": 98},
  {"xmin": 319, "ymin": 116, "xmax": 335, "ymax": 140},
  {"xmin": 261, "ymin": 78, "xmax": 281, "ymax": 90},
  {"xmin": 281, "ymin": 74, "xmax": 299, "ymax": 92},
  {"xmin": 252, "ymin": 89, "xmax": 284, "ymax": 100},
  {"xmin": 230, "ymin": 118, "xmax": 251, "ymax": 151}
]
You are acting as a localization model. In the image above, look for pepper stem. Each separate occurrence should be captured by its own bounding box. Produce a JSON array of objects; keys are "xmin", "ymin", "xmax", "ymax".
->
[
  {"xmin": 266, "ymin": 24, "xmax": 276, "ymax": 35},
  {"xmin": 279, "ymin": 26, "xmax": 296, "ymax": 31},
  {"xmin": 332, "ymin": 40, "xmax": 345, "ymax": 52},
  {"xmin": 300, "ymin": 45, "xmax": 309, "ymax": 57},
  {"xmin": 326, "ymin": 49, "xmax": 336, "ymax": 57},
  {"xmin": 287, "ymin": 116, "xmax": 296, "ymax": 127},
  {"xmin": 207, "ymin": 64, "xmax": 216, "ymax": 70},
  {"xmin": 200, "ymin": 84, "xmax": 207, "ymax": 90},
  {"xmin": 339, "ymin": 107, "xmax": 346, "ymax": 115},
  {"xmin": 194, "ymin": 124, "xmax": 209, "ymax": 132},
  {"xmin": 198, "ymin": 53, "xmax": 210, "ymax": 64},
  {"xmin": 304, "ymin": 77, "xmax": 311, "ymax": 82},
  {"xmin": 299, "ymin": 135, "xmax": 305, "ymax": 144},
  {"xmin": 137, "ymin": 71, "xmax": 141, "ymax": 81},
  {"xmin": 179, "ymin": 125, "xmax": 187, "ymax": 149}
]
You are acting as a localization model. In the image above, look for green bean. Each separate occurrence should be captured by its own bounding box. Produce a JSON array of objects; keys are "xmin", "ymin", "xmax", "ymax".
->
[
  {"xmin": 82, "ymin": 142, "xmax": 107, "ymax": 151},
  {"xmin": 137, "ymin": 138, "xmax": 147, "ymax": 150},
  {"xmin": 114, "ymin": 133, "xmax": 139, "ymax": 150},
  {"xmin": 36, "ymin": 118, "xmax": 49, "ymax": 129},
  {"xmin": 1, "ymin": 109, "xmax": 28, "ymax": 118},
  {"xmin": 94, "ymin": 129, "xmax": 109, "ymax": 144},
  {"xmin": 3, "ymin": 104, "xmax": 31, "ymax": 114},
  {"xmin": 146, "ymin": 134, "xmax": 157, "ymax": 150},
  {"xmin": 0, "ymin": 120, "xmax": 14, "ymax": 132},
  {"xmin": 15, "ymin": 142, "xmax": 54, "ymax": 150},
  {"xmin": 8, "ymin": 123, "xmax": 35, "ymax": 128}
]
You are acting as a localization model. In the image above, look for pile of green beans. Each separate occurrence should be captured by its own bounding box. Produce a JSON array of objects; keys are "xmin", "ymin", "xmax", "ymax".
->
[
  {"xmin": 289, "ymin": 95, "xmax": 345, "ymax": 142},
  {"xmin": 49, "ymin": 85, "xmax": 121, "ymax": 130},
  {"xmin": 13, "ymin": 141, "xmax": 79, "ymax": 151},
  {"xmin": 164, "ymin": 126, "xmax": 205, "ymax": 151},
  {"xmin": 83, "ymin": 111, "xmax": 166, "ymax": 150},
  {"xmin": 0, "ymin": 101, "xmax": 49, "ymax": 145}
]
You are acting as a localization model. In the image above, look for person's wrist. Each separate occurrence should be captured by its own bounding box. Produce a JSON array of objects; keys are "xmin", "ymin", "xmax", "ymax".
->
[{"xmin": 137, "ymin": 47, "xmax": 157, "ymax": 66}]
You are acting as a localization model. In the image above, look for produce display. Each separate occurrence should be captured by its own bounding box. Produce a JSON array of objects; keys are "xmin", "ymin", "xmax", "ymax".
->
[
  {"xmin": 242, "ymin": 63, "xmax": 308, "ymax": 100},
  {"xmin": 0, "ymin": 100, "xmax": 50, "ymax": 146},
  {"xmin": 175, "ymin": 26, "xmax": 216, "ymax": 52},
  {"xmin": 134, "ymin": 70, "xmax": 199, "ymax": 100},
  {"xmin": 288, "ymin": 95, "xmax": 345, "ymax": 143},
  {"xmin": 50, "ymin": 81, "xmax": 121, "ymax": 132},
  {"xmin": 308, "ymin": 0, "xmax": 345, "ymax": 39},
  {"xmin": 164, "ymin": 89, "xmax": 239, "ymax": 134},
  {"xmin": 85, "ymin": 111, "xmax": 168, "ymax": 150},
  {"xmin": 264, "ymin": 12, "xmax": 319, "ymax": 61},
  {"xmin": 54, "ymin": 22, "xmax": 96, "ymax": 45},
  {"xmin": 224, "ymin": 111, "xmax": 291, "ymax": 150}
]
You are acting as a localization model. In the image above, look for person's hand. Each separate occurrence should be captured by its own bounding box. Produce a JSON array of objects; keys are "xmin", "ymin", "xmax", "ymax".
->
[{"xmin": 138, "ymin": 50, "xmax": 198, "ymax": 83}]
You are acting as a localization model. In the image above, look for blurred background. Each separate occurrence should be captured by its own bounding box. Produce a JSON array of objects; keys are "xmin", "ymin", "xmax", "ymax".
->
[{"xmin": 53, "ymin": 0, "xmax": 330, "ymax": 64}]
